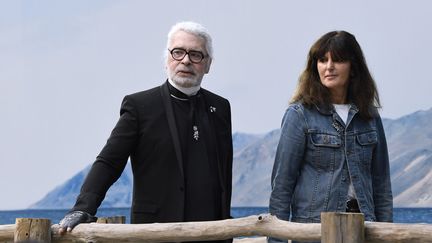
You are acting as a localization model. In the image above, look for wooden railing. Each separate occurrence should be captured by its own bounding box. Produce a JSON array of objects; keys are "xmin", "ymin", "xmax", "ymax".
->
[{"xmin": 0, "ymin": 213, "xmax": 431, "ymax": 242}]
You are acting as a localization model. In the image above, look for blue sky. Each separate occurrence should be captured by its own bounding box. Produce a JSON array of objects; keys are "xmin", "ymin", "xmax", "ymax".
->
[{"xmin": 1, "ymin": 0, "xmax": 431, "ymax": 210}]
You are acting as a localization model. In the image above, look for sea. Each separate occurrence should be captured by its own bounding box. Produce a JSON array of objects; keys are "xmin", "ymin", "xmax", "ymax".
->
[{"xmin": 1, "ymin": 207, "xmax": 432, "ymax": 225}]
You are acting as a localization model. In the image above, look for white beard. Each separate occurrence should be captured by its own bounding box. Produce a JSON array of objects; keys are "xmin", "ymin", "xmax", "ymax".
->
[
  {"xmin": 172, "ymin": 76, "xmax": 202, "ymax": 88},
  {"xmin": 167, "ymin": 69, "xmax": 203, "ymax": 88}
]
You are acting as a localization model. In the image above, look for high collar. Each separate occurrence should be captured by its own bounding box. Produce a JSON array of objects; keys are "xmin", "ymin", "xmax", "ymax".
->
[
  {"xmin": 167, "ymin": 80, "xmax": 202, "ymax": 101},
  {"xmin": 168, "ymin": 78, "xmax": 200, "ymax": 97}
]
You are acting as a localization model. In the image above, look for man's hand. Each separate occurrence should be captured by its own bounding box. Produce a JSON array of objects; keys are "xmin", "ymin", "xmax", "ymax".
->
[{"xmin": 58, "ymin": 211, "xmax": 97, "ymax": 234}]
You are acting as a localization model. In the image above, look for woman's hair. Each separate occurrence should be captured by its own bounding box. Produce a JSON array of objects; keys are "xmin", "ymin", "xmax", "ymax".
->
[{"xmin": 291, "ymin": 31, "xmax": 380, "ymax": 119}]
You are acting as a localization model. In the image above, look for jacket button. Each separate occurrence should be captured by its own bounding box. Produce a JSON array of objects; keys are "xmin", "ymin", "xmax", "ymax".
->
[
  {"xmin": 323, "ymin": 135, "xmax": 329, "ymax": 143},
  {"xmin": 180, "ymin": 187, "xmax": 184, "ymax": 192}
]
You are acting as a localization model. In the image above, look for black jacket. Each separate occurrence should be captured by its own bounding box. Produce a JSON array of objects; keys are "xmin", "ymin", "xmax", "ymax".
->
[{"xmin": 72, "ymin": 81, "xmax": 233, "ymax": 225}]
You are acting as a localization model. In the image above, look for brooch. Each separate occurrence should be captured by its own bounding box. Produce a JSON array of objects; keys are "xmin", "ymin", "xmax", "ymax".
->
[{"xmin": 193, "ymin": 125, "xmax": 199, "ymax": 141}]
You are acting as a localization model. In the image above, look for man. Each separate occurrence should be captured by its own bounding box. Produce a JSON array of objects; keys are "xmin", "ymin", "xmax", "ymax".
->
[{"xmin": 59, "ymin": 21, "xmax": 233, "ymax": 242}]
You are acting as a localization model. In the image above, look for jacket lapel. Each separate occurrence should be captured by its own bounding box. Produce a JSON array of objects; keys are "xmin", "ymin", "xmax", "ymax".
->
[
  {"xmin": 160, "ymin": 82, "xmax": 184, "ymax": 179},
  {"xmin": 201, "ymin": 90, "xmax": 226, "ymax": 193}
]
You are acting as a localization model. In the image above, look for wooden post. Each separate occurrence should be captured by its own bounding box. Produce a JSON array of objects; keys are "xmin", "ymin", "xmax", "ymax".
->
[
  {"xmin": 96, "ymin": 215, "xmax": 126, "ymax": 224},
  {"xmin": 14, "ymin": 218, "xmax": 51, "ymax": 243},
  {"xmin": 321, "ymin": 212, "xmax": 364, "ymax": 243}
]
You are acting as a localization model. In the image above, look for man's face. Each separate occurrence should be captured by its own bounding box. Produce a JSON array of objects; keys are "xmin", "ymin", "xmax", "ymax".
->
[{"xmin": 166, "ymin": 31, "xmax": 211, "ymax": 88}]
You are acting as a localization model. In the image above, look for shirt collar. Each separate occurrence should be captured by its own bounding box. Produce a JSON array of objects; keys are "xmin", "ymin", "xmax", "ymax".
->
[{"xmin": 168, "ymin": 78, "xmax": 200, "ymax": 97}]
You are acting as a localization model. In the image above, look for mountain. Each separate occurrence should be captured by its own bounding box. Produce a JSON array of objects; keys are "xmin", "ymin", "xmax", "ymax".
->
[
  {"xmin": 30, "ymin": 108, "xmax": 432, "ymax": 209},
  {"xmin": 30, "ymin": 164, "xmax": 133, "ymax": 209},
  {"xmin": 30, "ymin": 165, "xmax": 92, "ymax": 209},
  {"xmin": 232, "ymin": 129, "xmax": 280, "ymax": 206},
  {"xmin": 232, "ymin": 132, "xmax": 264, "ymax": 152},
  {"xmin": 383, "ymin": 108, "xmax": 432, "ymax": 207}
]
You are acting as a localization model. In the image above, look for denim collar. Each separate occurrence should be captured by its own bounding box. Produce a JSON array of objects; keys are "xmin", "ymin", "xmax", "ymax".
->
[{"xmin": 314, "ymin": 103, "xmax": 359, "ymax": 116}]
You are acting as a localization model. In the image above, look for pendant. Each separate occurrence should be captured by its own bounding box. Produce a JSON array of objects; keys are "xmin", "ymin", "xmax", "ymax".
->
[{"xmin": 193, "ymin": 125, "xmax": 199, "ymax": 141}]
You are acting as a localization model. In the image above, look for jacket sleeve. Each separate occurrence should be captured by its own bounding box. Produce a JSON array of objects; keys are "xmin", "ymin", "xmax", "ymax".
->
[
  {"xmin": 269, "ymin": 105, "xmax": 307, "ymax": 222},
  {"xmin": 371, "ymin": 116, "xmax": 393, "ymax": 222},
  {"xmin": 71, "ymin": 95, "xmax": 139, "ymax": 215},
  {"xmin": 225, "ymin": 99, "xmax": 233, "ymax": 218}
]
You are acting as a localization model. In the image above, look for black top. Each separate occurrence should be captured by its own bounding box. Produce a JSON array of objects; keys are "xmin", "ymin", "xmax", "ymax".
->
[{"xmin": 168, "ymin": 83, "xmax": 221, "ymax": 221}]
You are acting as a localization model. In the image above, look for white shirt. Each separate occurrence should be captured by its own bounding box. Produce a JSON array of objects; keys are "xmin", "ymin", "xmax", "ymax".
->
[
  {"xmin": 333, "ymin": 104, "xmax": 350, "ymax": 124},
  {"xmin": 333, "ymin": 104, "xmax": 357, "ymax": 200}
]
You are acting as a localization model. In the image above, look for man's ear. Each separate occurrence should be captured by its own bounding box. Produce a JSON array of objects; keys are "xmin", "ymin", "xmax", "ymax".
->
[{"xmin": 205, "ymin": 58, "xmax": 212, "ymax": 73}]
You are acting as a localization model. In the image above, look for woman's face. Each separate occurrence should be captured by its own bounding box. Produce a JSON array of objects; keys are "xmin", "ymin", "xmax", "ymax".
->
[{"xmin": 317, "ymin": 52, "xmax": 351, "ymax": 100}]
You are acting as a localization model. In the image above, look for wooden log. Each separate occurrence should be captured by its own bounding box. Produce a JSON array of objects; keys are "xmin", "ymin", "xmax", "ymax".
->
[
  {"xmin": 257, "ymin": 214, "xmax": 320, "ymax": 241},
  {"xmin": 50, "ymin": 214, "xmax": 321, "ymax": 242},
  {"xmin": 321, "ymin": 212, "xmax": 364, "ymax": 243},
  {"xmin": 364, "ymin": 222, "xmax": 432, "ymax": 243},
  {"xmin": 96, "ymin": 216, "xmax": 126, "ymax": 224},
  {"xmin": 14, "ymin": 218, "xmax": 51, "ymax": 243},
  {"xmin": 0, "ymin": 224, "xmax": 15, "ymax": 242},
  {"xmin": 1, "ymin": 214, "xmax": 431, "ymax": 242}
]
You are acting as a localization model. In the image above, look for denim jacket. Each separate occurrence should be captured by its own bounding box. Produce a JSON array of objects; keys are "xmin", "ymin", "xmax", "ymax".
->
[{"xmin": 269, "ymin": 102, "xmax": 393, "ymax": 228}]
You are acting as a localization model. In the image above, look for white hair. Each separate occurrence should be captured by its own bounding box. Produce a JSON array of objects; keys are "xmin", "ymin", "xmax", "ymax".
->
[{"xmin": 165, "ymin": 21, "xmax": 213, "ymax": 59}]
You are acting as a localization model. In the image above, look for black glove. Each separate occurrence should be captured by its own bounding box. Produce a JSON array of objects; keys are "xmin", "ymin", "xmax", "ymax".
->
[{"xmin": 58, "ymin": 211, "xmax": 97, "ymax": 233}]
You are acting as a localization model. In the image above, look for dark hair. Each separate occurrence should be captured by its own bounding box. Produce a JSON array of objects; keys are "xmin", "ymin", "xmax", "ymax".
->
[{"xmin": 292, "ymin": 31, "xmax": 380, "ymax": 119}]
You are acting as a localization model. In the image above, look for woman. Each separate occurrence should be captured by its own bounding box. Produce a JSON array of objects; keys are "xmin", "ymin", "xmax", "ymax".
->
[{"xmin": 268, "ymin": 31, "xmax": 393, "ymax": 243}]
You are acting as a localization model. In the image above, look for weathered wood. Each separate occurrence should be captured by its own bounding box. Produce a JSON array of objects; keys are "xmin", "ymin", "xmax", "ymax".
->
[
  {"xmin": 96, "ymin": 216, "xmax": 126, "ymax": 224},
  {"xmin": 14, "ymin": 218, "xmax": 51, "ymax": 243},
  {"xmin": 1, "ymin": 214, "xmax": 432, "ymax": 242},
  {"xmin": 321, "ymin": 212, "xmax": 364, "ymax": 243},
  {"xmin": 364, "ymin": 221, "xmax": 432, "ymax": 243},
  {"xmin": 0, "ymin": 224, "xmax": 14, "ymax": 242},
  {"xmin": 50, "ymin": 214, "xmax": 321, "ymax": 242}
]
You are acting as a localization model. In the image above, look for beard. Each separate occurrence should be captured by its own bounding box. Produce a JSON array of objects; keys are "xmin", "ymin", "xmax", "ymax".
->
[
  {"xmin": 167, "ymin": 69, "xmax": 203, "ymax": 88},
  {"xmin": 172, "ymin": 76, "xmax": 202, "ymax": 88}
]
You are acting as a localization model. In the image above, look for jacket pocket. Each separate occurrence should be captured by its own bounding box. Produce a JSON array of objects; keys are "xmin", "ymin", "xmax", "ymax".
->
[
  {"xmin": 356, "ymin": 131, "xmax": 378, "ymax": 146},
  {"xmin": 356, "ymin": 131, "xmax": 378, "ymax": 167},
  {"xmin": 310, "ymin": 133, "xmax": 342, "ymax": 147},
  {"xmin": 131, "ymin": 202, "xmax": 160, "ymax": 224},
  {"xmin": 308, "ymin": 131, "xmax": 342, "ymax": 170}
]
